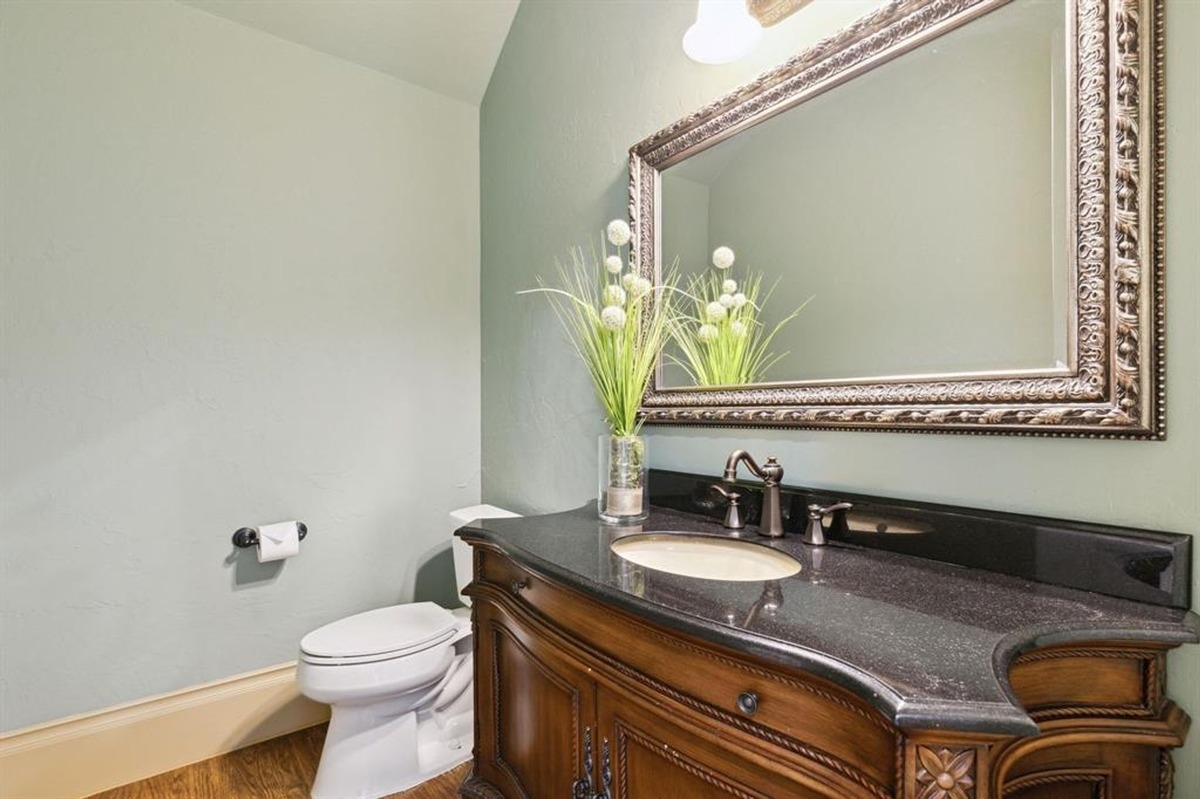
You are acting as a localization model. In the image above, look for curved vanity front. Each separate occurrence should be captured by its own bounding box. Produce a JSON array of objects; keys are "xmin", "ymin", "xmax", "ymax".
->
[{"xmin": 457, "ymin": 504, "xmax": 1197, "ymax": 799}]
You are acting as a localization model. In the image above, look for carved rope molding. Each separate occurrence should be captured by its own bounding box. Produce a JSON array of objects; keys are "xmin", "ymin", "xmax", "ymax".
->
[
  {"xmin": 1012, "ymin": 644, "xmax": 1163, "ymax": 719},
  {"xmin": 631, "ymin": 0, "xmax": 1165, "ymax": 438},
  {"xmin": 1161, "ymin": 749, "xmax": 1175, "ymax": 799},
  {"xmin": 582, "ymin": 627, "xmax": 894, "ymax": 798},
  {"xmin": 614, "ymin": 721, "xmax": 767, "ymax": 799},
  {"xmin": 637, "ymin": 622, "xmax": 897, "ymax": 735},
  {"xmin": 487, "ymin": 622, "xmax": 582, "ymax": 799},
  {"xmin": 1000, "ymin": 769, "xmax": 1110, "ymax": 798},
  {"xmin": 481, "ymin": 579, "xmax": 893, "ymax": 798}
]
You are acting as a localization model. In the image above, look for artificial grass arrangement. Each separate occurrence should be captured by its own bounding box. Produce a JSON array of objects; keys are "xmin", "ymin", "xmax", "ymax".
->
[
  {"xmin": 522, "ymin": 219, "xmax": 676, "ymax": 436},
  {"xmin": 669, "ymin": 246, "xmax": 810, "ymax": 387}
]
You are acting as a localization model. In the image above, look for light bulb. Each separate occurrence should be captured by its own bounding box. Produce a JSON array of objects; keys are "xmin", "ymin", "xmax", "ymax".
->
[{"xmin": 683, "ymin": 0, "xmax": 763, "ymax": 65}]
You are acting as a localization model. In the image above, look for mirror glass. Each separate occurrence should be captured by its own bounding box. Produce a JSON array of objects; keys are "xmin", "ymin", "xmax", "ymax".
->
[
  {"xmin": 659, "ymin": 0, "xmax": 1068, "ymax": 387},
  {"xmin": 634, "ymin": 0, "xmax": 1164, "ymax": 437}
]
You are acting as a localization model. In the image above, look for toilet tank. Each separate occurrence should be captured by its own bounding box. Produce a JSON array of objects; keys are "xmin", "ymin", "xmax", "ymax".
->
[{"xmin": 450, "ymin": 505, "xmax": 519, "ymax": 606}]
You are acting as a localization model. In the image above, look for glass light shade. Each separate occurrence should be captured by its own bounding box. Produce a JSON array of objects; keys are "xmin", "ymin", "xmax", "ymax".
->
[{"xmin": 683, "ymin": 0, "xmax": 763, "ymax": 65}]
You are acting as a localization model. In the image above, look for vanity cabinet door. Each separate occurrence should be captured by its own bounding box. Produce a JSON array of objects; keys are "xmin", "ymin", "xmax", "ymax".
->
[
  {"xmin": 996, "ymin": 742, "xmax": 1166, "ymax": 798},
  {"xmin": 595, "ymin": 681, "xmax": 874, "ymax": 799},
  {"xmin": 992, "ymin": 642, "xmax": 1188, "ymax": 799},
  {"xmin": 472, "ymin": 599, "xmax": 597, "ymax": 799}
]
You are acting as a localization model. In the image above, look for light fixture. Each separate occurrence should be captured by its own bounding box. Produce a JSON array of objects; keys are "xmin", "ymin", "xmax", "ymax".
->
[{"xmin": 683, "ymin": 0, "xmax": 763, "ymax": 65}]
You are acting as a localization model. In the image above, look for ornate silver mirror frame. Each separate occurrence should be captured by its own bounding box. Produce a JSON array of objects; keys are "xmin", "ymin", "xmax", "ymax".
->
[{"xmin": 632, "ymin": 0, "xmax": 1164, "ymax": 438}]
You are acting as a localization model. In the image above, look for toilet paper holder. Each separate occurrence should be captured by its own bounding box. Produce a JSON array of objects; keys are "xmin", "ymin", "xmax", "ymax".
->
[{"xmin": 232, "ymin": 522, "xmax": 308, "ymax": 549}]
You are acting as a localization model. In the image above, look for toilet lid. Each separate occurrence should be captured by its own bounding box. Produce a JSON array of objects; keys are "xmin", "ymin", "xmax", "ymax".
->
[{"xmin": 300, "ymin": 602, "xmax": 458, "ymax": 662}]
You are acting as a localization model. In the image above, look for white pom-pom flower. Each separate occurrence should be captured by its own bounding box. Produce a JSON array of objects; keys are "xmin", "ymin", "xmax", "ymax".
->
[
  {"xmin": 622, "ymin": 272, "xmax": 638, "ymax": 291},
  {"xmin": 722, "ymin": 279, "xmax": 737, "ymax": 294},
  {"xmin": 697, "ymin": 323, "xmax": 719, "ymax": 342},
  {"xmin": 604, "ymin": 284, "xmax": 627, "ymax": 307},
  {"xmin": 730, "ymin": 321, "xmax": 748, "ymax": 338},
  {"xmin": 706, "ymin": 301, "xmax": 727, "ymax": 322},
  {"xmin": 600, "ymin": 305, "xmax": 626, "ymax": 330},
  {"xmin": 631, "ymin": 277, "xmax": 652, "ymax": 299},
  {"xmin": 712, "ymin": 246, "xmax": 735, "ymax": 270},
  {"xmin": 718, "ymin": 293, "xmax": 735, "ymax": 308},
  {"xmin": 607, "ymin": 219, "xmax": 631, "ymax": 247},
  {"xmin": 605, "ymin": 255, "xmax": 623, "ymax": 274},
  {"xmin": 732, "ymin": 292, "xmax": 748, "ymax": 308}
]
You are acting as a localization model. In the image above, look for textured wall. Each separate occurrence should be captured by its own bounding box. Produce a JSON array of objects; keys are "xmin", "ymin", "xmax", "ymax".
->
[
  {"xmin": 1, "ymin": 0, "xmax": 481, "ymax": 730},
  {"xmin": 480, "ymin": 0, "xmax": 1199, "ymax": 791}
]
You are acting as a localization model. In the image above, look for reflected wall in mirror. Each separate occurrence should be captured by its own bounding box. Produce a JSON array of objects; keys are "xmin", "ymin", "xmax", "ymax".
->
[
  {"xmin": 660, "ymin": 0, "xmax": 1067, "ymax": 385},
  {"xmin": 632, "ymin": 0, "xmax": 1164, "ymax": 438}
]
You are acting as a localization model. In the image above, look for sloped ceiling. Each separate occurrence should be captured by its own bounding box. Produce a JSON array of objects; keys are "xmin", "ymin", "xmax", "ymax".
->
[{"xmin": 180, "ymin": 0, "xmax": 520, "ymax": 105}]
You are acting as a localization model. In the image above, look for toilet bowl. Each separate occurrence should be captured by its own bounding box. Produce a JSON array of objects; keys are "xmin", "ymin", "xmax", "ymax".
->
[{"xmin": 297, "ymin": 505, "xmax": 518, "ymax": 799}]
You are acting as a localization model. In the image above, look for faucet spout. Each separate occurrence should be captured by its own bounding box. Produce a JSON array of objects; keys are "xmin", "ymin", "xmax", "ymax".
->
[
  {"xmin": 723, "ymin": 450, "xmax": 752, "ymax": 482},
  {"xmin": 722, "ymin": 451, "xmax": 785, "ymax": 538}
]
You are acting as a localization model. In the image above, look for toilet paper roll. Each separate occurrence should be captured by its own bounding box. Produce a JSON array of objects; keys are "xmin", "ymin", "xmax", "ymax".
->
[{"xmin": 257, "ymin": 521, "xmax": 300, "ymax": 563}]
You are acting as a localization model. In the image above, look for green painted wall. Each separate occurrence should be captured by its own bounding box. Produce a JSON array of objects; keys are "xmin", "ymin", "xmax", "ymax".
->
[
  {"xmin": 481, "ymin": 0, "xmax": 1199, "ymax": 791},
  {"xmin": 1, "ymin": 0, "xmax": 481, "ymax": 730}
]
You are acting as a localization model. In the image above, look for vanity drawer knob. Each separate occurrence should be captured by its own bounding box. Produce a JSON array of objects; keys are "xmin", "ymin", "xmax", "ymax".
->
[
  {"xmin": 511, "ymin": 578, "xmax": 529, "ymax": 594},
  {"xmin": 736, "ymin": 691, "xmax": 758, "ymax": 715}
]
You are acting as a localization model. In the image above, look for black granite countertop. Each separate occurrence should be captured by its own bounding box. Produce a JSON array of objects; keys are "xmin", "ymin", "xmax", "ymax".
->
[{"xmin": 458, "ymin": 504, "xmax": 1199, "ymax": 736}]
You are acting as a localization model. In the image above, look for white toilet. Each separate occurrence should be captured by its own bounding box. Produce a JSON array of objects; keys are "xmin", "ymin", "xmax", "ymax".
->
[{"xmin": 297, "ymin": 505, "xmax": 518, "ymax": 799}]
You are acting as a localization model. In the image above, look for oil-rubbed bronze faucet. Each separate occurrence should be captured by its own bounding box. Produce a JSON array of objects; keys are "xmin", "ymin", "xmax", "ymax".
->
[
  {"xmin": 722, "ymin": 450, "xmax": 785, "ymax": 537},
  {"xmin": 710, "ymin": 483, "xmax": 745, "ymax": 530},
  {"xmin": 803, "ymin": 501, "xmax": 854, "ymax": 546}
]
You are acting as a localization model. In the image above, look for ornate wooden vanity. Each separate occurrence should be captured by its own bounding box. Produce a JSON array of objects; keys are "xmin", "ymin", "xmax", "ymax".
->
[
  {"xmin": 456, "ymin": 500, "xmax": 1195, "ymax": 799},
  {"xmin": 456, "ymin": 0, "xmax": 1186, "ymax": 787}
]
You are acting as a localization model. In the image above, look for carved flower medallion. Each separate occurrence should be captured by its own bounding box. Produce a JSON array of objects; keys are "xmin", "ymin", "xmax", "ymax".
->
[{"xmin": 916, "ymin": 746, "xmax": 976, "ymax": 799}]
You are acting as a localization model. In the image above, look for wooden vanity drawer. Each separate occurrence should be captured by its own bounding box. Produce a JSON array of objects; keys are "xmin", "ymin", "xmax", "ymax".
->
[
  {"xmin": 473, "ymin": 545, "xmax": 898, "ymax": 796},
  {"xmin": 589, "ymin": 610, "xmax": 899, "ymax": 795},
  {"xmin": 1009, "ymin": 642, "xmax": 1166, "ymax": 719},
  {"xmin": 475, "ymin": 547, "xmax": 535, "ymax": 601}
]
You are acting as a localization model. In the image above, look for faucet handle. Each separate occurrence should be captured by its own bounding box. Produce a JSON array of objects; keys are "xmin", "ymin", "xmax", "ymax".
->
[
  {"xmin": 808, "ymin": 501, "xmax": 853, "ymax": 518},
  {"xmin": 803, "ymin": 501, "xmax": 853, "ymax": 546},
  {"xmin": 710, "ymin": 483, "xmax": 745, "ymax": 530}
]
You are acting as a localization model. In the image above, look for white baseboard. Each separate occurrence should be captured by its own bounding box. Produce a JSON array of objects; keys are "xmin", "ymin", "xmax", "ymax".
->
[{"xmin": 0, "ymin": 662, "xmax": 330, "ymax": 799}]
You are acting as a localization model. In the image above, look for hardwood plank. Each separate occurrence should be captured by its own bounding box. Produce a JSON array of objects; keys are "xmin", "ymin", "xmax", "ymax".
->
[{"xmin": 87, "ymin": 724, "xmax": 469, "ymax": 799}]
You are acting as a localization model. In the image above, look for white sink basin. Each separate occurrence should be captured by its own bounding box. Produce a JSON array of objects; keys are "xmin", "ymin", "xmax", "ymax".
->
[{"xmin": 610, "ymin": 533, "xmax": 801, "ymax": 581}]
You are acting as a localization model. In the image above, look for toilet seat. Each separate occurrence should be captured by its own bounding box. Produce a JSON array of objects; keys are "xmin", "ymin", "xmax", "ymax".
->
[{"xmin": 300, "ymin": 602, "xmax": 459, "ymax": 666}]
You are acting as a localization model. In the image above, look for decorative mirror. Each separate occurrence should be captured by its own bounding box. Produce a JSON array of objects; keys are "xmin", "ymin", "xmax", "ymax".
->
[{"xmin": 632, "ymin": 0, "xmax": 1164, "ymax": 438}]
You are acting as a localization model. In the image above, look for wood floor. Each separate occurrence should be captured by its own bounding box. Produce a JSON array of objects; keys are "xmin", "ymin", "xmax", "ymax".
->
[{"xmin": 86, "ymin": 724, "xmax": 469, "ymax": 799}]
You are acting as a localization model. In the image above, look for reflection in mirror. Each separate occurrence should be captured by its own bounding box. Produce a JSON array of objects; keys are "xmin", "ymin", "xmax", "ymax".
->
[
  {"xmin": 660, "ymin": 0, "xmax": 1068, "ymax": 386},
  {"xmin": 668, "ymin": 245, "xmax": 812, "ymax": 387},
  {"xmin": 632, "ymin": 0, "xmax": 1164, "ymax": 437}
]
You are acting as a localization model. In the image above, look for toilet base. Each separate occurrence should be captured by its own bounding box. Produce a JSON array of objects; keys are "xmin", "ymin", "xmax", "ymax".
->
[{"xmin": 310, "ymin": 700, "xmax": 473, "ymax": 799}]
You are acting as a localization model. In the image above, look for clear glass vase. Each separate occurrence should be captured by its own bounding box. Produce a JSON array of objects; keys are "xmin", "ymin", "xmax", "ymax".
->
[{"xmin": 598, "ymin": 434, "xmax": 649, "ymax": 524}]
